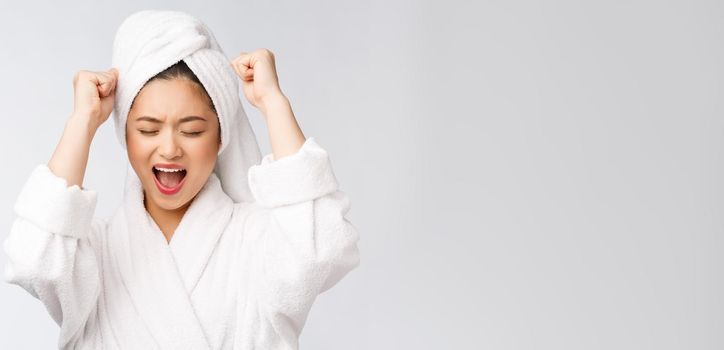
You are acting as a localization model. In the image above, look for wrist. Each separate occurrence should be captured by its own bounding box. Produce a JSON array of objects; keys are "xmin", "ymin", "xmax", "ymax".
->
[
  {"xmin": 259, "ymin": 93, "xmax": 289, "ymax": 115},
  {"xmin": 67, "ymin": 113, "xmax": 100, "ymax": 138}
]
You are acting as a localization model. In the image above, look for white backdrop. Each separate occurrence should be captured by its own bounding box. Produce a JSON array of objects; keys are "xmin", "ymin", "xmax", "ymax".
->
[{"xmin": 0, "ymin": 0, "xmax": 722, "ymax": 349}]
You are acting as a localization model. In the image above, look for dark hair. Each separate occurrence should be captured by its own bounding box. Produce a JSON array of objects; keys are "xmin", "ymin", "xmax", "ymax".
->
[
  {"xmin": 130, "ymin": 60, "xmax": 221, "ymax": 145},
  {"xmin": 137, "ymin": 60, "xmax": 218, "ymax": 115}
]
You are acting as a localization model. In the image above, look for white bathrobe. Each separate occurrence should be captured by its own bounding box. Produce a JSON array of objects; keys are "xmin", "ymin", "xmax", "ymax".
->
[{"xmin": 3, "ymin": 136, "xmax": 361, "ymax": 349}]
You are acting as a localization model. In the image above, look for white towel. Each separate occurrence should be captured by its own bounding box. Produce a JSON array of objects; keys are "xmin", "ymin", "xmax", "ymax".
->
[{"xmin": 111, "ymin": 9, "xmax": 261, "ymax": 203}]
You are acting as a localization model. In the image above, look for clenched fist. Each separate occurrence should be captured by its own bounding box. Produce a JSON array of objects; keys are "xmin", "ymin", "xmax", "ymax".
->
[
  {"xmin": 72, "ymin": 68, "xmax": 119, "ymax": 130},
  {"xmin": 230, "ymin": 49, "xmax": 285, "ymax": 114}
]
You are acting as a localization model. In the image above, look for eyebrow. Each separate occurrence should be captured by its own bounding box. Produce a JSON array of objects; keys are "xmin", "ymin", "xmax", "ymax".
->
[{"xmin": 136, "ymin": 116, "xmax": 207, "ymax": 124}]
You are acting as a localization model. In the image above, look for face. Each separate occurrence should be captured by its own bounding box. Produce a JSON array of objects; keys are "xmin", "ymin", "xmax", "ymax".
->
[{"xmin": 126, "ymin": 78, "xmax": 221, "ymax": 212}]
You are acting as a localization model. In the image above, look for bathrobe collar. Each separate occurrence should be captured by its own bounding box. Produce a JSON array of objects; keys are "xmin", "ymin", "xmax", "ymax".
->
[{"xmin": 106, "ymin": 164, "xmax": 234, "ymax": 349}]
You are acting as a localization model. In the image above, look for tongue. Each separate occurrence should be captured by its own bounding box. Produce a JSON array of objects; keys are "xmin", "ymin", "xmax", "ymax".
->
[{"xmin": 157, "ymin": 171, "xmax": 184, "ymax": 188}]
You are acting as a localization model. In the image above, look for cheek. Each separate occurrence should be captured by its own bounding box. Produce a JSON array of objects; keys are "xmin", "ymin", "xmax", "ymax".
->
[
  {"xmin": 126, "ymin": 135, "xmax": 154, "ymax": 170},
  {"xmin": 188, "ymin": 137, "xmax": 220, "ymax": 166},
  {"xmin": 127, "ymin": 135, "xmax": 149, "ymax": 154}
]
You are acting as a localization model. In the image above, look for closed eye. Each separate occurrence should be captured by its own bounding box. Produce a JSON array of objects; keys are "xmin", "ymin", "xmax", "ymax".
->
[
  {"xmin": 182, "ymin": 131, "xmax": 204, "ymax": 136},
  {"xmin": 138, "ymin": 130, "xmax": 204, "ymax": 136}
]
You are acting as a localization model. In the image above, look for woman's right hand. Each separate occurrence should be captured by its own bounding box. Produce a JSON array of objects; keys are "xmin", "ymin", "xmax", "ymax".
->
[{"xmin": 72, "ymin": 68, "xmax": 119, "ymax": 130}]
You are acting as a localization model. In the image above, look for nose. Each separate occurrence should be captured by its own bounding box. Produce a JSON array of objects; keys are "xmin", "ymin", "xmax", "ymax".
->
[{"xmin": 159, "ymin": 130, "xmax": 182, "ymax": 160}]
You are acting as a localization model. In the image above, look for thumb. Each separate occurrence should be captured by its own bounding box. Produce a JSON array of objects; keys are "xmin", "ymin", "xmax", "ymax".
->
[{"xmin": 98, "ymin": 69, "xmax": 118, "ymax": 97}]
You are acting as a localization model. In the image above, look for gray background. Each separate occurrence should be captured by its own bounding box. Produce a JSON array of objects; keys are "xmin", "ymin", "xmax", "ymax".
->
[{"xmin": 0, "ymin": 0, "xmax": 722, "ymax": 349}]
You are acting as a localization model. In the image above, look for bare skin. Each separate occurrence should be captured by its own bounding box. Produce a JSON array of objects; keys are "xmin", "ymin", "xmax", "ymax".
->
[
  {"xmin": 48, "ymin": 48, "xmax": 306, "ymax": 243},
  {"xmin": 126, "ymin": 78, "xmax": 221, "ymax": 241}
]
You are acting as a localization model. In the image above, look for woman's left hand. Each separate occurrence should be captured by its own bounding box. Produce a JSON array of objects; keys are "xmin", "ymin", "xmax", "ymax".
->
[{"xmin": 230, "ymin": 49, "xmax": 285, "ymax": 113}]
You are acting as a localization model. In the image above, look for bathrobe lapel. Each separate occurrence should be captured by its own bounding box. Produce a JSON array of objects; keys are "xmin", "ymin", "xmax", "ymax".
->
[
  {"xmin": 155, "ymin": 172, "xmax": 234, "ymax": 294},
  {"xmin": 107, "ymin": 166, "xmax": 234, "ymax": 349}
]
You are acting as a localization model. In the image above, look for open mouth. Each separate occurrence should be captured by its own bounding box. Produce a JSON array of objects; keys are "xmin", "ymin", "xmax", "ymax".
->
[{"xmin": 152, "ymin": 166, "xmax": 187, "ymax": 193}]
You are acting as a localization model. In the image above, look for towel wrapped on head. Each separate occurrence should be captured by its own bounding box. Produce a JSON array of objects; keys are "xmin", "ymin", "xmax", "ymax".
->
[{"xmin": 111, "ymin": 9, "xmax": 261, "ymax": 203}]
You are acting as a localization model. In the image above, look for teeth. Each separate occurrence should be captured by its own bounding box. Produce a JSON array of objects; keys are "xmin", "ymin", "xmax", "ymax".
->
[{"xmin": 154, "ymin": 167, "xmax": 185, "ymax": 172}]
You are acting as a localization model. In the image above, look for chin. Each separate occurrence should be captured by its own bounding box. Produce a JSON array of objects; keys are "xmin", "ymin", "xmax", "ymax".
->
[{"xmin": 147, "ymin": 190, "xmax": 195, "ymax": 211}]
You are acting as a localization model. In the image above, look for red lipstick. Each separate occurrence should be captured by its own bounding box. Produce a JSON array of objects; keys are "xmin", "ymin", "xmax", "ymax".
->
[{"xmin": 151, "ymin": 164, "xmax": 187, "ymax": 195}]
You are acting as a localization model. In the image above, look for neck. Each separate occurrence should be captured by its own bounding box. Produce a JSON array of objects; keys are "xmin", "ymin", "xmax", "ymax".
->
[{"xmin": 143, "ymin": 193, "xmax": 192, "ymax": 244}]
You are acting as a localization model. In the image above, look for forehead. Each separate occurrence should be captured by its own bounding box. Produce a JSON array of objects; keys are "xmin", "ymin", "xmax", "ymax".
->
[{"xmin": 130, "ymin": 78, "xmax": 214, "ymax": 120}]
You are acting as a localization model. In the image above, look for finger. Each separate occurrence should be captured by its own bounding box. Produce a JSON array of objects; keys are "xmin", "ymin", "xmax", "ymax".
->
[
  {"xmin": 94, "ymin": 71, "xmax": 113, "ymax": 86},
  {"xmin": 232, "ymin": 52, "xmax": 251, "ymax": 70},
  {"xmin": 108, "ymin": 68, "xmax": 119, "ymax": 82},
  {"xmin": 86, "ymin": 73, "xmax": 107, "ymax": 96},
  {"xmin": 238, "ymin": 61, "xmax": 253, "ymax": 80},
  {"xmin": 99, "ymin": 84, "xmax": 112, "ymax": 97},
  {"xmin": 98, "ymin": 70, "xmax": 119, "ymax": 95},
  {"xmin": 232, "ymin": 58, "xmax": 253, "ymax": 81},
  {"xmin": 103, "ymin": 69, "xmax": 118, "ymax": 84},
  {"xmin": 107, "ymin": 78, "xmax": 116, "ymax": 97},
  {"xmin": 98, "ymin": 80, "xmax": 113, "ymax": 97},
  {"xmin": 243, "ymin": 68, "xmax": 254, "ymax": 81},
  {"xmin": 232, "ymin": 52, "xmax": 247, "ymax": 67},
  {"xmin": 238, "ymin": 52, "xmax": 253, "ymax": 69},
  {"xmin": 230, "ymin": 59, "xmax": 241, "ymax": 78},
  {"xmin": 95, "ymin": 76, "xmax": 114, "ymax": 97},
  {"xmin": 231, "ymin": 55, "xmax": 244, "ymax": 76}
]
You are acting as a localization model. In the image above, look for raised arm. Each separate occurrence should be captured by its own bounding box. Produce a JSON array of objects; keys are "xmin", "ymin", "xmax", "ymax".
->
[
  {"xmin": 230, "ymin": 48, "xmax": 306, "ymax": 160},
  {"xmin": 49, "ymin": 68, "xmax": 118, "ymax": 188},
  {"xmin": 3, "ymin": 68, "xmax": 118, "ymax": 348},
  {"xmin": 232, "ymin": 49, "xmax": 361, "ymax": 348}
]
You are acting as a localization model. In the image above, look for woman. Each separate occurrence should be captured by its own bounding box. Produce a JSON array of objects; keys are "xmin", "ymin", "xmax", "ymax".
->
[{"xmin": 3, "ymin": 10, "xmax": 360, "ymax": 349}]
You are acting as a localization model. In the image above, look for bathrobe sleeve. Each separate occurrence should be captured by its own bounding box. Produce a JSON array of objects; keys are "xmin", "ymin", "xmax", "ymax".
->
[
  {"xmin": 3, "ymin": 164, "xmax": 101, "ymax": 347},
  {"xmin": 245, "ymin": 137, "xmax": 361, "ymax": 344}
]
